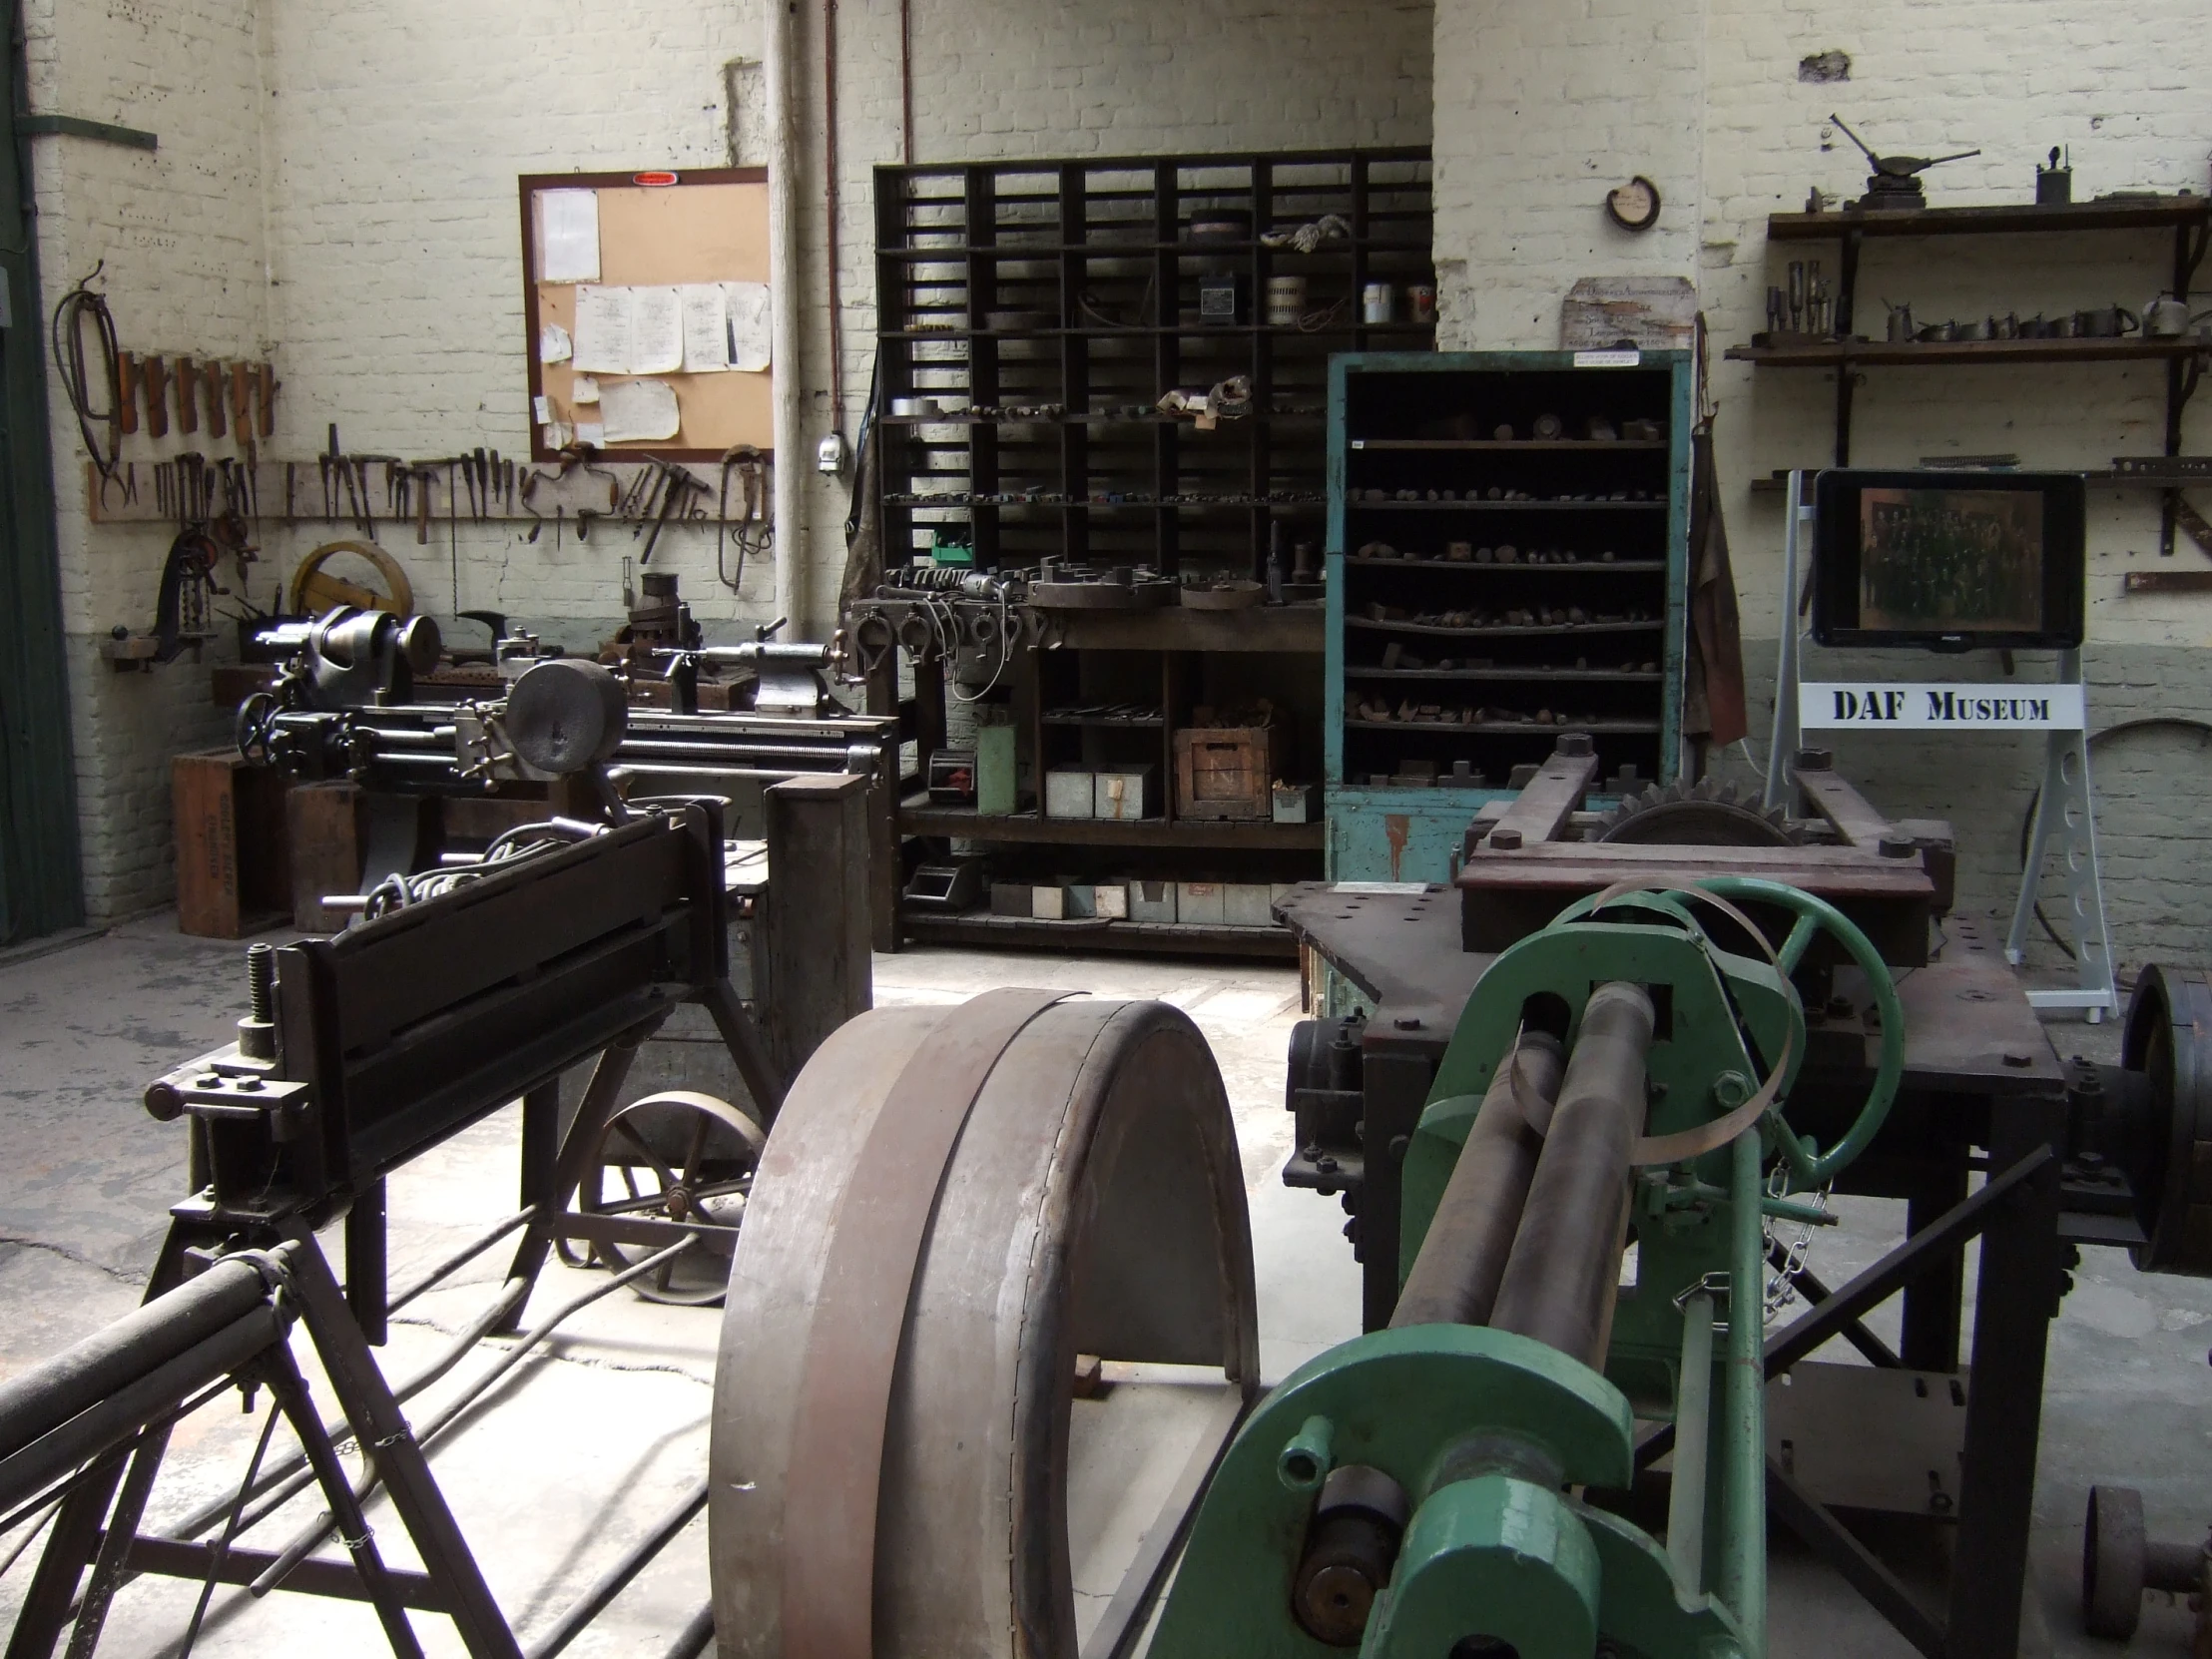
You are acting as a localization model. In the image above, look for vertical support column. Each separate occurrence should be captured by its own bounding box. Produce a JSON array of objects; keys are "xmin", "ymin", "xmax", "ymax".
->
[
  {"xmin": 1718, "ymin": 1130, "xmax": 1767, "ymax": 1658},
  {"xmin": 1762, "ymin": 477, "xmax": 1810, "ymax": 813},
  {"xmin": 1942, "ymin": 1098, "xmax": 2063, "ymax": 1659},
  {"xmin": 346, "ymin": 1177, "xmax": 389, "ymax": 1347},
  {"xmin": 764, "ymin": 774, "xmax": 874, "ymax": 1079},
  {"xmin": 2005, "ymin": 653, "xmax": 2116, "ymax": 1018},
  {"xmin": 1897, "ymin": 1167, "xmax": 1967, "ymax": 1372},
  {"xmin": 491, "ymin": 1078, "xmax": 563, "ymax": 1333},
  {"xmin": 1357, "ymin": 1045, "xmax": 1434, "ymax": 1332}
]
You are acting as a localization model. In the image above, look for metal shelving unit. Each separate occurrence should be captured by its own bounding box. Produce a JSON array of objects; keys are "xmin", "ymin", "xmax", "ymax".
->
[{"xmin": 1324, "ymin": 351, "xmax": 1694, "ymax": 883}]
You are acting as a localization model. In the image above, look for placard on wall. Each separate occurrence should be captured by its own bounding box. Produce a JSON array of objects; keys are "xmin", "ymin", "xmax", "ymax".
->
[{"xmin": 519, "ymin": 168, "xmax": 773, "ymax": 462}]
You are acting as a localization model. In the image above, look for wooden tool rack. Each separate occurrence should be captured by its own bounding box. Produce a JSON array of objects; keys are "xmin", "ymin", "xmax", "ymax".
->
[
  {"xmin": 866, "ymin": 148, "xmax": 1436, "ymax": 955},
  {"xmin": 1324, "ymin": 350, "xmax": 1694, "ymax": 884},
  {"xmin": 1725, "ymin": 196, "xmax": 2212, "ymax": 556}
]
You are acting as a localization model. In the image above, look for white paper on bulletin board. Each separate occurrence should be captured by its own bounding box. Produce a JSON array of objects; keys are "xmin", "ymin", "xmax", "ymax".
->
[
  {"xmin": 599, "ymin": 378, "xmax": 681, "ymax": 442},
  {"xmin": 538, "ymin": 190, "xmax": 601, "ymax": 282}
]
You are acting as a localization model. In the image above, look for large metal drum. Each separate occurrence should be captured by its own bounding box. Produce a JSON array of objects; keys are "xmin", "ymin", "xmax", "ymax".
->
[{"xmin": 710, "ymin": 991, "xmax": 1259, "ymax": 1658}]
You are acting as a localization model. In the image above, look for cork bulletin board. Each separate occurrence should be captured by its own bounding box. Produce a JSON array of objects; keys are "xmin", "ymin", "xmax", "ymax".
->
[{"xmin": 519, "ymin": 167, "xmax": 774, "ymax": 461}]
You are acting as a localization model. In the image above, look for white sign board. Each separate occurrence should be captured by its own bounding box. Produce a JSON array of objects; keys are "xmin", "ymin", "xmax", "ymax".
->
[{"xmin": 1800, "ymin": 682, "xmax": 2086, "ymax": 732}]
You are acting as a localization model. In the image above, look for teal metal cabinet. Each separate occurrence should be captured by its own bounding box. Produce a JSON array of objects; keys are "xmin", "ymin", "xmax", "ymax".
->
[{"xmin": 1325, "ymin": 350, "xmax": 1693, "ymax": 881}]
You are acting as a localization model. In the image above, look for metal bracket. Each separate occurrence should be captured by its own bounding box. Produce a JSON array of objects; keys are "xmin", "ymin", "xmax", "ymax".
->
[
  {"xmin": 2004, "ymin": 652, "xmax": 2118, "ymax": 1019},
  {"xmin": 18, "ymin": 114, "xmax": 157, "ymax": 152}
]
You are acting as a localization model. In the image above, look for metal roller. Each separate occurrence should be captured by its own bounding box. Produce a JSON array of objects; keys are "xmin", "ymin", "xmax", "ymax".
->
[
  {"xmin": 710, "ymin": 992, "xmax": 1259, "ymax": 1659},
  {"xmin": 1390, "ymin": 1032, "xmax": 1565, "ymax": 1329},
  {"xmin": 1489, "ymin": 981, "xmax": 1655, "ymax": 1368}
]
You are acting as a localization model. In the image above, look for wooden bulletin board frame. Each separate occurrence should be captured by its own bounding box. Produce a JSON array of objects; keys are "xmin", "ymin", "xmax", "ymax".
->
[{"xmin": 519, "ymin": 168, "xmax": 774, "ymax": 462}]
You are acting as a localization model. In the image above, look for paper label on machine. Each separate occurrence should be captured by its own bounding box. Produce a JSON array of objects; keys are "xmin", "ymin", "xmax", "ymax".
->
[{"xmin": 1801, "ymin": 682, "xmax": 2085, "ymax": 730}]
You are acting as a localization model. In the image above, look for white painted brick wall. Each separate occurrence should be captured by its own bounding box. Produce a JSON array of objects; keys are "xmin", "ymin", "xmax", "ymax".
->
[
  {"xmin": 38, "ymin": 0, "xmax": 1432, "ymax": 921},
  {"xmin": 24, "ymin": 0, "xmax": 270, "ymax": 919},
  {"xmin": 1432, "ymin": 0, "xmax": 2212, "ymax": 960}
]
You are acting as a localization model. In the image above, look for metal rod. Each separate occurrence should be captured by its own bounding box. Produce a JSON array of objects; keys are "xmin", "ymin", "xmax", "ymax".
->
[
  {"xmin": 0, "ymin": 1308, "xmax": 284, "ymax": 1514},
  {"xmin": 1490, "ymin": 984, "xmax": 1653, "ymax": 1368},
  {"xmin": 521, "ymin": 1480, "xmax": 708, "ymax": 1659},
  {"xmin": 385, "ymin": 1209, "xmax": 536, "ymax": 1315},
  {"xmin": 659, "ymin": 1604, "xmax": 715, "ymax": 1659},
  {"xmin": 254, "ymin": 1241, "xmax": 698, "ymax": 1589},
  {"xmin": 1391, "ymin": 1034, "xmax": 1564, "ymax": 1329},
  {"xmin": 169, "ymin": 1277, "xmax": 532, "ymax": 1546},
  {"xmin": 1665, "ymin": 1291, "xmax": 1715, "ymax": 1597},
  {"xmin": 1720, "ymin": 1130, "xmax": 1767, "ymax": 1657}
]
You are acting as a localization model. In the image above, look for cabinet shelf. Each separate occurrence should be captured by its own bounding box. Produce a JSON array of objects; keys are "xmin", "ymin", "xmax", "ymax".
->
[
  {"xmin": 1347, "ymin": 666, "xmax": 1661, "ymax": 683},
  {"xmin": 1346, "ymin": 616, "xmax": 1662, "ymax": 639},
  {"xmin": 1348, "ymin": 556, "xmax": 1666, "ymax": 574},
  {"xmin": 1349, "ymin": 439, "xmax": 1667, "ymax": 452},
  {"xmin": 1765, "ymin": 196, "xmax": 2211, "ymax": 241},
  {"xmin": 1724, "ymin": 337, "xmax": 2204, "ymax": 369},
  {"xmin": 899, "ymin": 800, "xmax": 1321, "ymax": 850},
  {"xmin": 1346, "ymin": 499, "xmax": 1666, "ymax": 512},
  {"xmin": 901, "ymin": 909, "xmax": 1298, "ymax": 961},
  {"xmin": 1345, "ymin": 718, "xmax": 1663, "ymax": 735}
]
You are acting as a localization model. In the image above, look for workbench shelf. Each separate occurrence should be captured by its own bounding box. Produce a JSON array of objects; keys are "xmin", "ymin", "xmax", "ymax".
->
[
  {"xmin": 867, "ymin": 147, "xmax": 1435, "ymax": 946},
  {"xmin": 1723, "ymin": 192, "xmax": 2210, "ymax": 554},
  {"xmin": 1324, "ymin": 351, "xmax": 1693, "ymax": 883}
]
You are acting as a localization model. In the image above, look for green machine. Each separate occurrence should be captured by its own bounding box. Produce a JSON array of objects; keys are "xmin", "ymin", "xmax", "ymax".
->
[{"xmin": 1150, "ymin": 877, "xmax": 1906, "ymax": 1659}]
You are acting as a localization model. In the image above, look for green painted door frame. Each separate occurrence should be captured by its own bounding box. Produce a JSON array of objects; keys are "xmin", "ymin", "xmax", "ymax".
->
[{"xmin": 0, "ymin": 0, "xmax": 84, "ymax": 944}]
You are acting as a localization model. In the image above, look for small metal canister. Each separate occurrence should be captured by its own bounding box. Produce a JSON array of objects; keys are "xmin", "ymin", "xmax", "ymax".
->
[
  {"xmin": 1361, "ymin": 282, "xmax": 1395, "ymax": 323},
  {"xmin": 1406, "ymin": 283, "xmax": 1437, "ymax": 323},
  {"xmin": 1266, "ymin": 276, "xmax": 1308, "ymax": 326}
]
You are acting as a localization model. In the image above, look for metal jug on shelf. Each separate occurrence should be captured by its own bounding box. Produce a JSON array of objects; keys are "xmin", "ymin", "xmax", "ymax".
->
[
  {"xmin": 1884, "ymin": 297, "xmax": 1915, "ymax": 341},
  {"xmin": 2144, "ymin": 295, "xmax": 2194, "ymax": 337},
  {"xmin": 2071, "ymin": 304, "xmax": 2140, "ymax": 338}
]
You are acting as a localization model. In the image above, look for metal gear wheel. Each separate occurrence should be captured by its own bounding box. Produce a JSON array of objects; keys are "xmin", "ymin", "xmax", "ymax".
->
[{"xmin": 1592, "ymin": 777, "xmax": 1801, "ymax": 846}]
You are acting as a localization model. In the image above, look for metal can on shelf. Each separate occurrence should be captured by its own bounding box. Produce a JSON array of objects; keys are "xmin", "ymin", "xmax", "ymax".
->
[
  {"xmin": 1362, "ymin": 282, "xmax": 1395, "ymax": 324},
  {"xmin": 1266, "ymin": 276, "xmax": 1308, "ymax": 326},
  {"xmin": 1406, "ymin": 283, "xmax": 1437, "ymax": 324}
]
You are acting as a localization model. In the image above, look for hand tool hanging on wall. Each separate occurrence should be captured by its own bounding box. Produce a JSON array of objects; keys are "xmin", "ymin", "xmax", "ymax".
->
[
  {"xmin": 255, "ymin": 361, "xmax": 276, "ymax": 438},
  {"xmin": 116, "ymin": 351, "xmax": 140, "ymax": 436},
  {"xmin": 716, "ymin": 445, "xmax": 767, "ymax": 594},
  {"xmin": 639, "ymin": 463, "xmax": 706, "ymax": 565},
  {"xmin": 202, "ymin": 360, "xmax": 227, "ymax": 439},
  {"xmin": 50, "ymin": 263, "xmax": 122, "ymax": 487},
  {"xmin": 175, "ymin": 355, "xmax": 199, "ymax": 435},
  {"xmin": 143, "ymin": 355, "xmax": 169, "ymax": 440}
]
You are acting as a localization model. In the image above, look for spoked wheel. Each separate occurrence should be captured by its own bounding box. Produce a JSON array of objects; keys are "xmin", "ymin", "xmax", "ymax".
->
[{"xmin": 576, "ymin": 1090, "xmax": 765, "ymax": 1306}]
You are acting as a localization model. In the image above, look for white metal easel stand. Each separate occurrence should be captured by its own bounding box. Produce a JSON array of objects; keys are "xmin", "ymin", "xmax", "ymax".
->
[{"xmin": 1760, "ymin": 470, "xmax": 2116, "ymax": 1021}]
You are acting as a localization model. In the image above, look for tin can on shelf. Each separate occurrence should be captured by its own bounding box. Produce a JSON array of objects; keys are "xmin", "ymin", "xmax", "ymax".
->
[
  {"xmin": 1362, "ymin": 282, "xmax": 1395, "ymax": 324},
  {"xmin": 1406, "ymin": 283, "xmax": 1437, "ymax": 324},
  {"xmin": 1265, "ymin": 276, "xmax": 1308, "ymax": 326}
]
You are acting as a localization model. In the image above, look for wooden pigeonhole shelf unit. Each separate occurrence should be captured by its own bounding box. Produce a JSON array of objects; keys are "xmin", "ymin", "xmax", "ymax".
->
[
  {"xmin": 869, "ymin": 148, "xmax": 1435, "ymax": 956},
  {"xmin": 1325, "ymin": 351, "xmax": 1693, "ymax": 884}
]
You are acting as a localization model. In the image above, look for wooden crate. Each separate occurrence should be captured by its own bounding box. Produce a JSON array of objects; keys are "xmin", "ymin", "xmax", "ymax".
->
[
  {"xmin": 1173, "ymin": 724, "xmax": 1289, "ymax": 821},
  {"xmin": 286, "ymin": 782, "xmax": 362, "ymax": 932},
  {"xmin": 174, "ymin": 750, "xmax": 291, "ymax": 938}
]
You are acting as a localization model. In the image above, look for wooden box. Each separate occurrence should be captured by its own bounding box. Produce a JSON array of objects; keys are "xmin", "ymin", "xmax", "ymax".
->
[
  {"xmin": 173, "ymin": 750, "xmax": 291, "ymax": 938},
  {"xmin": 1174, "ymin": 723, "xmax": 1289, "ymax": 821}
]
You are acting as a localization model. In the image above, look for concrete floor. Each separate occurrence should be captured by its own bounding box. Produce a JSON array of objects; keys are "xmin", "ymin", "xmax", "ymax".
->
[{"xmin": 1, "ymin": 914, "xmax": 2209, "ymax": 1655}]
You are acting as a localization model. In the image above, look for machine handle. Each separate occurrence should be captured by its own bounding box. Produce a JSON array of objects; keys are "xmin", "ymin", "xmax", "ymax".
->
[{"xmin": 1700, "ymin": 875, "xmax": 1906, "ymax": 1191}]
